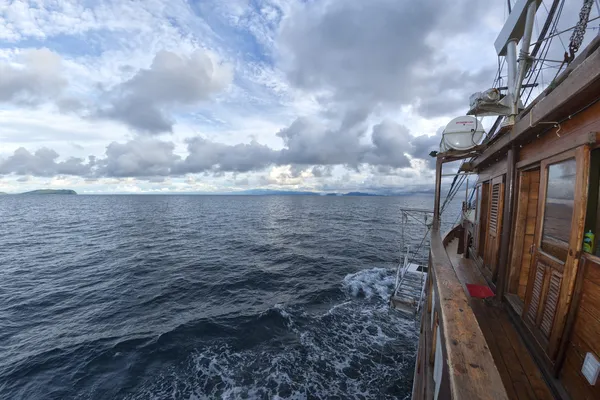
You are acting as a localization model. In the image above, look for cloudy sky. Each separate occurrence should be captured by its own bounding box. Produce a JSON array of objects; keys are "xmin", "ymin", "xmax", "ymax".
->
[{"xmin": 0, "ymin": 0, "xmax": 596, "ymax": 194}]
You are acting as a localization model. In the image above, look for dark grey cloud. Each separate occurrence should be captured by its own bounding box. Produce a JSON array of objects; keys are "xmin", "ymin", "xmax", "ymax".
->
[
  {"xmin": 0, "ymin": 49, "xmax": 66, "ymax": 105},
  {"xmin": 0, "ymin": 147, "xmax": 92, "ymax": 177},
  {"xmin": 279, "ymin": 0, "xmax": 499, "ymax": 117},
  {"xmin": 277, "ymin": 116, "xmax": 368, "ymax": 167},
  {"xmin": 97, "ymin": 50, "xmax": 232, "ymax": 134},
  {"xmin": 365, "ymin": 121, "xmax": 412, "ymax": 168},
  {"xmin": 415, "ymin": 68, "xmax": 496, "ymax": 118},
  {"xmin": 96, "ymin": 139, "xmax": 181, "ymax": 177},
  {"xmin": 176, "ymin": 137, "xmax": 278, "ymax": 174}
]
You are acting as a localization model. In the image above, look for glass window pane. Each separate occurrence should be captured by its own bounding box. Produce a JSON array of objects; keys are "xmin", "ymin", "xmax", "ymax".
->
[{"xmin": 541, "ymin": 159, "xmax": 576, "ymax": 261}]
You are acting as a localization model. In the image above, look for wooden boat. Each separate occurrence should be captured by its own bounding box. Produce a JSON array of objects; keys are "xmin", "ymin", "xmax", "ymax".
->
[{"xmin": 411, "ymin": 1, "xmax": 600, "ymax": 398}]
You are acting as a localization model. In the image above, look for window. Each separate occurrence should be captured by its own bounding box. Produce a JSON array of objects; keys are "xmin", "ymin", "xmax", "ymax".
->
[{"xmin": 541, "ymin": 158, "xmax": 576, "ymax": 261}]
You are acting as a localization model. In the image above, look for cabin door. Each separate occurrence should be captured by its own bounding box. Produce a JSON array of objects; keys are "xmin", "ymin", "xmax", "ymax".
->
[
  {"xmin": 483, "ymin": 176, "xmax": 504, "ymax": 283},
  {"xmin": 523, "ymin": 149, "xmax": 587, "ymax": 362},
  {"xmin": 507, "ymin": 168, "xmax": 540, "ymax": 305}
]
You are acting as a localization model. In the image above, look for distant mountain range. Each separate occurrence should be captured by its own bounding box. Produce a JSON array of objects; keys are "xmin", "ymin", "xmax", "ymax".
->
[
  {"xmin": 0, "ymin": 188, "xmax": 438, "ymax": 196},
  {"xmin": 230, "ymin": 189, "xmax": 380, "ymax": 196},
  {"xmin": 0, "ymin": 189, "xmax": 78, "ymax": 195}
]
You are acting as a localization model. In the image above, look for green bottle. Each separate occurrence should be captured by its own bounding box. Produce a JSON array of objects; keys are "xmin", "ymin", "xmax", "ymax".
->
[{"xmin": 583, "ymin": 230, "xmax": 595, "ymax": 254}]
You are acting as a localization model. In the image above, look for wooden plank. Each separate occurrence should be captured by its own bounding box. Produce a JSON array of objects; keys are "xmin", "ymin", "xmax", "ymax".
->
[
  {"xmin": 482, "ymin": 306, "xmax": 537, "ymax": 400},
  {"xmin": 470, "ymin": 299, "xmax": 557, "ymax": 400},
  {"xmin": 570, "ymin": 308, "xmax": 600, "ymax": 364},
  {"xmin": 471, "ymin": 300, "xmax": 520, "ymax": 400},
  {"xmin": 429, "ymin": 225, "xmax": 508, "ymax": 399},
  {"xmin": 560, "ymin": 344, "xmax": 598, "ymax": 400},
  {"xmin": 509, "ymin": 171, "xmax": 530, "ymax": 294},
  {"xmin": 477, "ymin": 156, "xmax": 508, "ymax": 182},
  {"xmin": 582, "ymin": 254, "xmax": 600, "ymax": 286},
  {"xmin": 517, "ymin": 131, "xmax": 600, "ymax": 170}
]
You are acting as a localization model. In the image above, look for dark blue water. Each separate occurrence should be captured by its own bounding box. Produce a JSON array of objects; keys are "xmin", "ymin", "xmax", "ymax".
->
[{"xmin": 0, "ymin": 195, "xmax": 445, "ymax": 400}]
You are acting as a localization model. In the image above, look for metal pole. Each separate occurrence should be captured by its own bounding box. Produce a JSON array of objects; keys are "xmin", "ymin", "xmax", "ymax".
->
[
  {"xmin": 506, "ymin": 39, "xmax": 518, "ymax": 119},
  {"xmin": 514, "ymin": 1, "xmax": 538, "ymax": 105},
  {"xmin": 433, "ymin": 157, "xmax": 443, "ymax": 228}
]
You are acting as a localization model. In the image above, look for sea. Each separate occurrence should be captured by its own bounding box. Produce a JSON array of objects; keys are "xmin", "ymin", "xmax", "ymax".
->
[{"xmin": 0, "ymin": 194, "xmax": 460, "ymax": 400}]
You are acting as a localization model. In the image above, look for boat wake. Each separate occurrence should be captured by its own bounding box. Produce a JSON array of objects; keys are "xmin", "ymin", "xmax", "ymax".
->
[{"xmin": 124, "ymin": 267, "xmax": 417, "ymax": 400}]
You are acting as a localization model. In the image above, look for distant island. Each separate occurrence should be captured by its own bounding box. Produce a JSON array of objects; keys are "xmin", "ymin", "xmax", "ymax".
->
[{"xmin": 19, "ymin": 189, "xmax": 77, "ymax": 195}]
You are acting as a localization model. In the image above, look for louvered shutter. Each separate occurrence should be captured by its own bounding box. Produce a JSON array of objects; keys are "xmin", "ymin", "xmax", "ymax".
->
[
  {"xmin": 489, "ymin": 183, "xmax": 501, "ymax": 233},
  {"xmin": 540, "ymin": 270, "xmax": 562, "ymax": 338},
  {"xmin": 528, "ymin": 263, "xmax": 545, "ymax": 324}
]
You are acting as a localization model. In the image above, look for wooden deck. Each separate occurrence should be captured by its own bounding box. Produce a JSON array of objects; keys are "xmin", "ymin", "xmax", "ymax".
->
[{"xmin": 446, "ymin": 240, "xmax": 555, "ymax": 400}]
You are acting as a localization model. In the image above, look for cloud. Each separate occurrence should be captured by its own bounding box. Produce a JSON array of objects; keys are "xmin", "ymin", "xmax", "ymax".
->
[
  {"xmin": 0, "ymin": 48, "xmax": 67, "ymax": 105},
  {"xmin": 0, "ymin": 147, "xmax": 92, "ymax": 177},
  {"xmin": 176, "ymin": 136, "xmax": 278, "ymax": 174},
  {"xmin": 276, "ymin": 115, "xmax": 368, "ymax": 167},
  {"xmin": 278, "ymin": 0, "xmax": 497, "ymax": 117},
  {"xmin": 97, "ymin": 50, "xmax": 233, "ymax": 134},
  {"xmin": 0, "ymin": 118, "xmax": 440, "ymax": 179},
  {"xmin": 96, "ymin": 139, "xmax": 181, "ymax": 177}
]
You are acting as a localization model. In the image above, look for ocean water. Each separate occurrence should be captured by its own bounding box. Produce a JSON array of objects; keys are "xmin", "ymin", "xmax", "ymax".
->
[{"xmin": 0, "ymin": 194, "xmax": 454, "ymax": 400}]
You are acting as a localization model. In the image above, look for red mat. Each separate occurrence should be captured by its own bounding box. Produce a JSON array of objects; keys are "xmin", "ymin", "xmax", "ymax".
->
[{"xmin": 466, "ymin": 284, "xmax": 495, "ymax": 299}]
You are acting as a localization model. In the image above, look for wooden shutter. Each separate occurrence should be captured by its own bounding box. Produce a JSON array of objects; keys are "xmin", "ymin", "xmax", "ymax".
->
[
  {"xmin": 483, "ymin": 178, "xmax": 504, "ymax": 282},
  {"xmin": 540, "ymin": 270, "xmax": 562, "ymax": 338},
  {"xmin": 489, "ymin": 183, "xmax": 501, "ymax": 233},
  {"xmin": 528, "ymin": 263, "xmax": 545, "ymax": 323}
]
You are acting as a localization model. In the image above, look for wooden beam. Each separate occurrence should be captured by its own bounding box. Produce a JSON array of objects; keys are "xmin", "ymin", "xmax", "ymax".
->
[
  {"xmin": 516, "ymin": 131, "xmax": 600, "ymax": 169},
  {"xmin": 473, "ymin": 42, "xmax": 600, "ymax": 169}
]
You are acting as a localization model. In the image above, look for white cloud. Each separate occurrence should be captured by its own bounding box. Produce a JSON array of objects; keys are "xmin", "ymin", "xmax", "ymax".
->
[{"xmin": 2, "ymin": 0, "xmax": 590, "ymax": 193}]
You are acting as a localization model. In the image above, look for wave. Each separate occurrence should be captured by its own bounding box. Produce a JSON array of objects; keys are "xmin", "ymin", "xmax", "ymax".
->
[{"xmin": 121, "ymin": 268, "xmax": 417, "ymax": 400}]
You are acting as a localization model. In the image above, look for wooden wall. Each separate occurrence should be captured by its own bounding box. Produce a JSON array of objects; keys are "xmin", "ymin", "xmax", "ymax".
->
[
  {"xmin": 559, "ymin": 255, "xmax": 600, "ymax": 399},
  {"xmin": 517, "ymin": 100, "xmax": 600, "ymax": 168}
]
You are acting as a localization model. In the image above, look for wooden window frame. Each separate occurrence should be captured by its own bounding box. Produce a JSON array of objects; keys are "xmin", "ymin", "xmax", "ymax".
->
[{"xmin": 538, "ymin": 154, "xmax": 577, "ymax": 263}]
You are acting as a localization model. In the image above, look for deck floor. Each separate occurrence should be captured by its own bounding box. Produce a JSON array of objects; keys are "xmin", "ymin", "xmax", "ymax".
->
[{"xmin": 445, "ymin": 240, "xmax": 554, "ymax": 400}]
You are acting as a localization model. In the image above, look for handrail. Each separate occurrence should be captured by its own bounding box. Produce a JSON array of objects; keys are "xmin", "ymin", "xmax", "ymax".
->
[{"xmin": 420, "ymin": 223, "xmax": 508, "ymax": 399}]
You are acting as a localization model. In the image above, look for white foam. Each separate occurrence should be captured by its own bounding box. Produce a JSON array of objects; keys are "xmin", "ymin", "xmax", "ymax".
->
[
  {"xmin": 342, "ymin": 267, "xmax": 396, "ymax": 302},
  {"xmin": 125, "ymin": 268, "xmax": 418, "ymax": 400}
]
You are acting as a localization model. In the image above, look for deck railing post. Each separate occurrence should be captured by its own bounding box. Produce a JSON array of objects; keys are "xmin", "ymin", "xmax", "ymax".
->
[{"xmin": 433, "ymin": 157, "xmax": 443, "ymax": 226}]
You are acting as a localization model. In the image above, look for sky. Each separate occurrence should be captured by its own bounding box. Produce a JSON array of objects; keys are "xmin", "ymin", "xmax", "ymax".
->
[{"xmin": 0, "ymin": 0, "xmax": 598, "ymax": 194}]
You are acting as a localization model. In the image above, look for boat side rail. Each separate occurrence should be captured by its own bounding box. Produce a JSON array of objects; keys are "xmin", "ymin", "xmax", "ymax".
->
[{"xmin": 413, "ymin": 224, "xmax": 508, "ymax": 399}]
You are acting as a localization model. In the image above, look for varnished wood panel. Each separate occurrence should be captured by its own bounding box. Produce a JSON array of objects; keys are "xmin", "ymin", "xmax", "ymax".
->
[
  {"xmin": 559, "ymin": 257, "xmax": 600, "ymax": 399},
  {"xmin": 478, "ymin": 156, "xmax": 508, "ymax": 182},
  {"xmin": 509, "ymin": 168, "xmax": 541, "ymax": 303},
  {"xmin": 517, "ymin": 100, "xmax": 600, "ymax": 167},
  {"xmin": 560, "ymin": 344, "xmax": 598, "ymax": 400}
]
